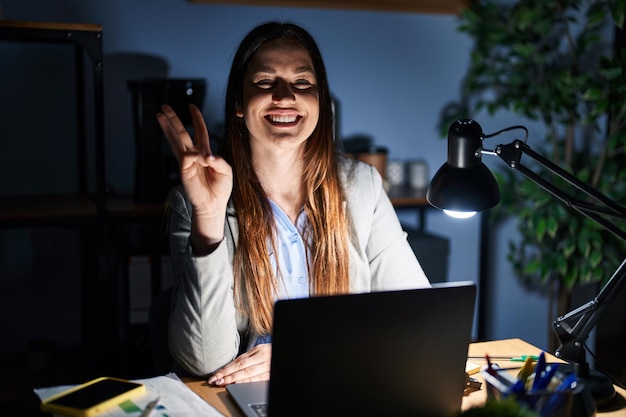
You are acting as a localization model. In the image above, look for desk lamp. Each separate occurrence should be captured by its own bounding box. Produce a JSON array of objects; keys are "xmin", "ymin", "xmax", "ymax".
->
[{"xmin": 427, "ymin": 119, "xmax": 626, "ymax": 408}]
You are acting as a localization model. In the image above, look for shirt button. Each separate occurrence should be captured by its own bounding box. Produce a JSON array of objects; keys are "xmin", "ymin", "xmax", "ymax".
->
[
  {"xmin": 298, "ymin": 276, "xmax": 306, "ymax": 284},
  {"xmin": 291, "ymin": 233, "xmax": 299, "ymax": 243}
]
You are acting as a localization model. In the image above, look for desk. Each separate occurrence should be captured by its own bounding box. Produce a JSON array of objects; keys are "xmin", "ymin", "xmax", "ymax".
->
[{"xmin": 183, "ymin": 338, "xmax": 626, "ymax": 416}]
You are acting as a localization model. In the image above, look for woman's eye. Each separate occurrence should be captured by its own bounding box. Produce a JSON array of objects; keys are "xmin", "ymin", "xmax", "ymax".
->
[
  {"xmin": 255, "ymin": 79, "xmax": 274, "ymax": 88},
  {"xmin": 293, "ymin": 79, "xmax": 313, "ymax": 89},
  {"xmin": 253, "ymin": 78, "xmax": 314, "ymax": 90}
]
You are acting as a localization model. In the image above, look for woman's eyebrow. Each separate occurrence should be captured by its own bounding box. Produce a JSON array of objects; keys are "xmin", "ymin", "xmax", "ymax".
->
[
  {"xmin": 253, "ymin": 65, "xmax": 314, "ymax": 75},
  {"xmin": 254, "ymin": 65, "xmax": 276, "ymax": 74},
  {"xmin": 295, "ymin": 66, "xmax": 315, "ymax": 75}
]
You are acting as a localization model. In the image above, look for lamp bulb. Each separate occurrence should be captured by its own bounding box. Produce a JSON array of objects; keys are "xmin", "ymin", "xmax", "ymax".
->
[{"xmin": 443, "ymin": 209, "xmax": 477, "ymax": 219}]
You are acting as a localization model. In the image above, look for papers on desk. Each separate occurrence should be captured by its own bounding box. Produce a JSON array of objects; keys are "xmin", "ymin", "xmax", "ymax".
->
[
  {"xmin": 466, "ymin": 360, "xmax": 481, "ymax": 375},
  {"xmin": 34, "ymin": 373, "xmax": 224, "ymax": 417}
]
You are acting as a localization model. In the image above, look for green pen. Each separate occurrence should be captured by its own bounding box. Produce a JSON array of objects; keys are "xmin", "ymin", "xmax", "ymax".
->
[
  {"xmin": 510, "ymin": 355, "xmax": 539, "ymax": 362},
  {"xmin": 467, "ymin": 354, "xmax": 540, "ymax": 362}
]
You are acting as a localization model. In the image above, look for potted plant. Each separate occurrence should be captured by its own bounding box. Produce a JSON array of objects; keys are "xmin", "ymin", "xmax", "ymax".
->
[{"xmin": 439, "ymin": 0, "xmax": 626, "ymax": 348}]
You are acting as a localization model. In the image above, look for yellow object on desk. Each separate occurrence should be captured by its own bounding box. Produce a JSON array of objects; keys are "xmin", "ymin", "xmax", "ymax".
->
[
  {"xmin": 466, "ymin": 360, "xmax": 482, "ymax": 375},
  {"xmin": 40, "ymin": 377, "xmax": 145, "ymax": 417}
]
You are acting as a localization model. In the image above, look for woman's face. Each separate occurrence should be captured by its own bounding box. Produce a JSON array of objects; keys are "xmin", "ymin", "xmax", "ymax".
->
[{"xmin": 240, "ymin": 39, "xmax": 320, "ymax": 153}]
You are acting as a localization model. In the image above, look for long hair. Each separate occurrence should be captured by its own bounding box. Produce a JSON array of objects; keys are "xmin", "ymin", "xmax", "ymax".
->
[{"xmin": 222, "ymin": 22, "xmax": 350, "ymax": 335}]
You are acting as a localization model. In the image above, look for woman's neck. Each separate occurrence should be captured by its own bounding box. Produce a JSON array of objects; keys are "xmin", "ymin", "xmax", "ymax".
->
[{"xmin": 253, "ymin": 149, "xmax": 305, "ymax": 223}]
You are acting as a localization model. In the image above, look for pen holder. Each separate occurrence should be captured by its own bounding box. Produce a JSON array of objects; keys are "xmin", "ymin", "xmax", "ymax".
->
[{"xmin": 481, "ymin": 367, "xmax": 578, "ymax": 417}]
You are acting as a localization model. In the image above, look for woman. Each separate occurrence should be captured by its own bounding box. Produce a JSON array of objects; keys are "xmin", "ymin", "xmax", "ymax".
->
[{"xmin": 157, "ymin": 21, "xmax": 430, "ymax": 385}]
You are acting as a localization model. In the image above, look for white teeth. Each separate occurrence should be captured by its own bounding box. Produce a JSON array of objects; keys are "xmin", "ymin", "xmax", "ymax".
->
[{"xmin": 270, "ymin": 115, "xmax": 297, "ymax": 123}]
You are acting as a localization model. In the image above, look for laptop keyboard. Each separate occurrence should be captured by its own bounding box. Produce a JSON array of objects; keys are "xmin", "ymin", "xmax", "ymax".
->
[{"xmin": 249, "ymin": 403, "xmax": 268, "ymax": 417}]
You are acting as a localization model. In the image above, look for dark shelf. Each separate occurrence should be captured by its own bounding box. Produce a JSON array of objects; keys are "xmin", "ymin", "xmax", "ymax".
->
[
  {"xmin": 388, "ymin": 185, "xmax": 429, "ymax": 207},
  {"xmin": 0, "ymin": 195, "xmax": 98, "ymax": 228},
  {"xmin": 106, "ymin": 197, "xmax": 165, "ymax": 221}
]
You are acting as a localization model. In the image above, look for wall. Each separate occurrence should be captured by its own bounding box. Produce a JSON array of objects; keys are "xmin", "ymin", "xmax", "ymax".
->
[{"xmin": 0, "ymin": 0, "xmax": 553, "ymax": 358}]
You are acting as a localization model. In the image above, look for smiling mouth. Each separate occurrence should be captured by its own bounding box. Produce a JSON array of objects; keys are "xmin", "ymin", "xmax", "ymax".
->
[{"xmin": 266, "ymin": 114, "xmax": 301, "ymax": 125}]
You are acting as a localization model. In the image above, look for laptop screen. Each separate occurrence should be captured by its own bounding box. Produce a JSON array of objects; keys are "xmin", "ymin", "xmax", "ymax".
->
[{"xmin": 267, "ymin": 281, "xmax": 477, "ymax": 417}]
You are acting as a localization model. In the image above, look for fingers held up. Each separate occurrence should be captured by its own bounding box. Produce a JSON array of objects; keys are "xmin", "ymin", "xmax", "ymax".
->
[{"xmin": 156, "ymin": 104, "xmax": 211, "ymax": 158}]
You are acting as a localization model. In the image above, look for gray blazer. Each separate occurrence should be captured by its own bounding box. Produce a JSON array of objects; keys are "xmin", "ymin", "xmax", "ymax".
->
[{"xmin": 166, "ymin": 159, "xmax": 430, "ymax": 377}]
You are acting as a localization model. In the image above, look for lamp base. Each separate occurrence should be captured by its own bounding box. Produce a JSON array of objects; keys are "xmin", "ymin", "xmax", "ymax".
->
[{"xmin": 582, "ymin": 369, "xmax": 617, "ymax": 409}]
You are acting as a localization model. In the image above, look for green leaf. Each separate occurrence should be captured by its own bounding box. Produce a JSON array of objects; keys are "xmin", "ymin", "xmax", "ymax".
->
[
  {"xmin": 582, "ymin": 87, "xmax": 603, "ymax": 101},
  {"xmin": 586, "ymin": 3, "xmax": 608, "ymax": 28},
  {"xmin": 610, "ymin": 0, "xmax": 626, "ymax": 28},
  {"xmin": 601, "ymin": 66, "xmax": 623, "ymax": 81},
  {"xmin": 578, "ymin": 237, "xmax": 592, "ymax": 258},
  {"xmin": 557, "ymin": 255, "xmax": 568, "ymax": 276},
  {"xmin": 524, "ymin": 260, "xmax": 543, "ymax": 275},
  {"xmin": 547, "ymin": 214, "xmax": 560, "ymax": 238},
  {"xmin": 563, "ymin": 242, "xmax": 576, "ymax": 258},
  {"xmin": 590, "ymin": 251, "xmax": 603, "ymax": 269},
  {"xmin": 536, "ymin": 216, "xmax": 547, "ymax": 240}
]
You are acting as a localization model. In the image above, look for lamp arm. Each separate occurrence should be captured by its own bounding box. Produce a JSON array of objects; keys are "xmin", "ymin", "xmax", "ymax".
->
[
  {"xmin": 552, "ymin": 257, "xmax": 626, "ymax": 368},
  {"xmin": 494, "ymin": 140, "xmax": 626, "ymax": 241},
  {"xmin": 488, "ymin": 139, "xmax": 626, "ymax": 370}
]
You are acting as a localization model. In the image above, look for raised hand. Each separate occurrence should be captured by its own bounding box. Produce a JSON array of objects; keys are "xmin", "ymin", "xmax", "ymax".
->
[{"xmin": 157, "ymin": 104, "xmax": 233, "ymax": 253}]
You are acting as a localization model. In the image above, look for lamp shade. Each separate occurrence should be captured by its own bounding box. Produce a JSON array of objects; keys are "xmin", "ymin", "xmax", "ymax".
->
[{"xmin": 426, "ymin": 119, "xmax": 501, "ymax": 212}]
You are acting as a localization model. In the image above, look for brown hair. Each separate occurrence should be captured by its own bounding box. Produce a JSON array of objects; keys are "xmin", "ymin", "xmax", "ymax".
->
[{"xmin": 221, "ymin": 22, "xmax": 350, "ymax": 334}]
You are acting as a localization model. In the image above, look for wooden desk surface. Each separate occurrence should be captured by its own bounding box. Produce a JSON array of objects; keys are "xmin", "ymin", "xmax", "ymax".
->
[{"xmin": 184, "ymin": 338, "xmax": 626, "ymax": 416}]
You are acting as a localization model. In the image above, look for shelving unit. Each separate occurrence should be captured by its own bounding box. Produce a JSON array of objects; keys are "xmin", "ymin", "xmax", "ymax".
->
[
  {"xmin": 0, "ymin": 20, "xmax": 106, "ymax": 221},
  {"xmin": 0, "ymin": 20, "xmax": 106, "ymax": 363}
]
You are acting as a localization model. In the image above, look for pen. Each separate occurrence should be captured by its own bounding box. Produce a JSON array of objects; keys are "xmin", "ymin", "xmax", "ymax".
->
[
  {"xmin": 517, "ymin": 356, "xmax": 536, "ymax": 386},
  {"xmin": 533, "ymin": 363, "xmax": 560, "ymax": 392},
  {"xmin": 531, "ymin": 352, "xmax": 547, "ymax": 392},
  {"xmin": 468, "ymin": 355, "xmax": 539, "ymax": 362},
  {"xmin": 510, "ymin": 355, "xmax": 539, "ymax": 362},
  {"xmin": 484, "ymin": 354, "xmax": 498, "ymax": 377},
  {"xmin": 140, "ymin": 396, "xmax": 160, "ymax": 417}
]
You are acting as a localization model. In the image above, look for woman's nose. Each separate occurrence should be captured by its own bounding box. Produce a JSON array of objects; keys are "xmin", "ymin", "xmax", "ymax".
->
[{"xmin": 272, "ymin": 80, "xmax": 296, "ymax": 103}]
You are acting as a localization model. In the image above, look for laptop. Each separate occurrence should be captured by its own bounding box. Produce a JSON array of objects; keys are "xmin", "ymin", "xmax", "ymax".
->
[{"xmin": 227, "ymin": 281, "xmax": 476, "ymax": 417}]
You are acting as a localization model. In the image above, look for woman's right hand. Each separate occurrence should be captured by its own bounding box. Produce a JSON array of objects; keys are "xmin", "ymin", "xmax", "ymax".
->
[{"xmin": 157, "ymin": 104, "xmax": 233, "ymax": 252}]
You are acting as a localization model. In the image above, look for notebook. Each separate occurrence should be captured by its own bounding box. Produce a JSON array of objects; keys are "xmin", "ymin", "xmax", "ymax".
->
[{"xmin": 227, "ymin": 281, "xmax": 476, "ymax": 417}]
